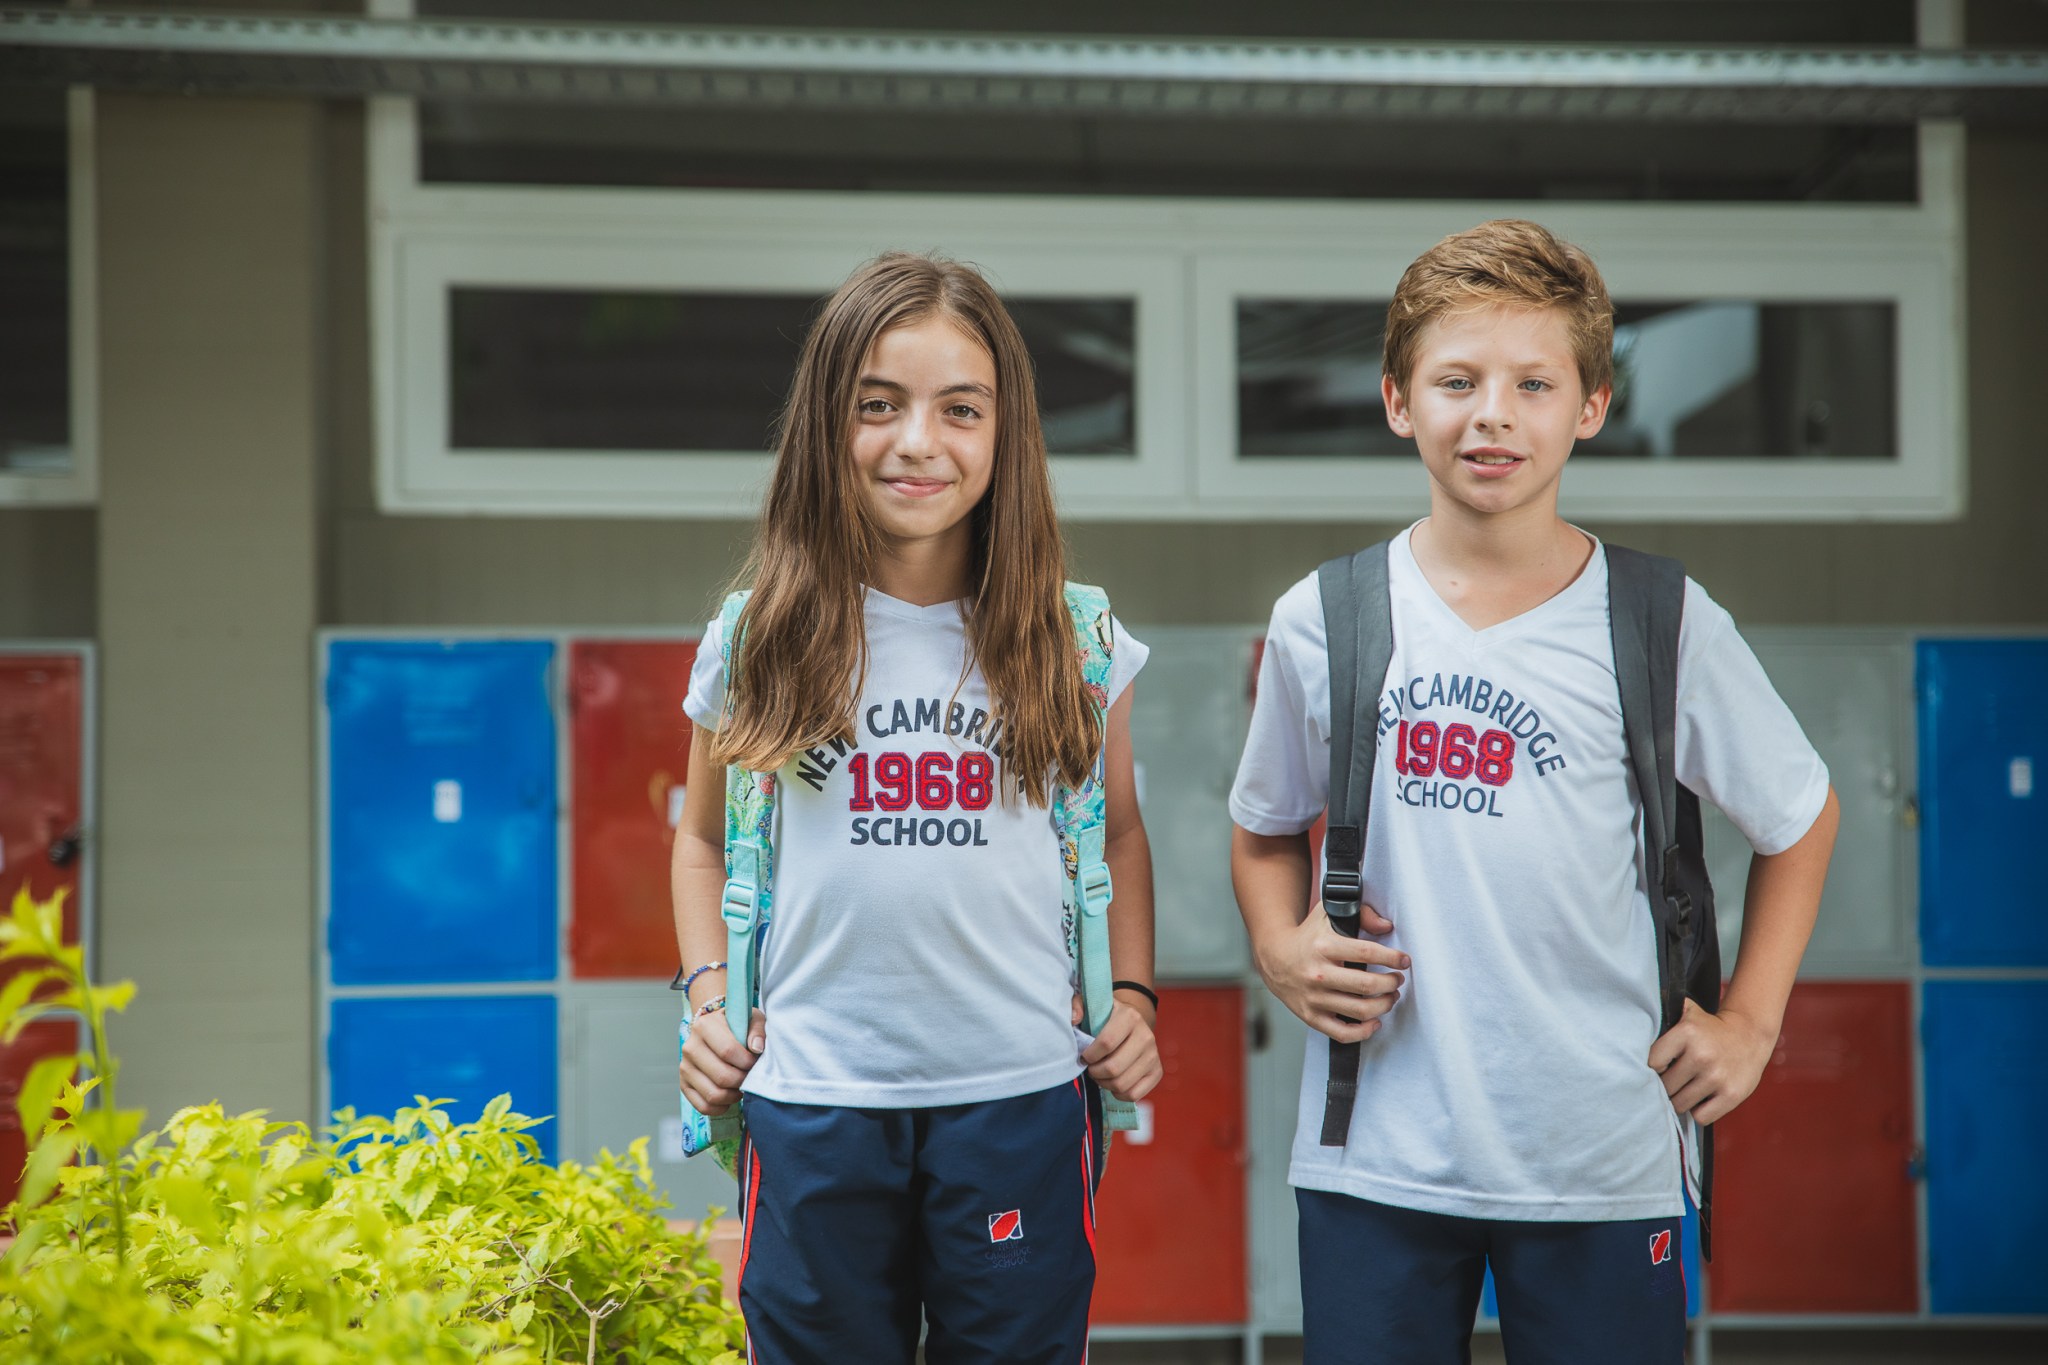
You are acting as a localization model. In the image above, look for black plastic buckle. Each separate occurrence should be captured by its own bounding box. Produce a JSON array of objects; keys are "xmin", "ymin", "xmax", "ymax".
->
[{"xmin": 1322, "ymin": 868, "xmax": 1363, "ymax": 908}]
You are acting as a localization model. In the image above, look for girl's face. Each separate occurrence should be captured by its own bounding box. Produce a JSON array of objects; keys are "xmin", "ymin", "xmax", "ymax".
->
[{"xmin": 850, "ymin": 314, "xmax": 999, "ymax": 555}]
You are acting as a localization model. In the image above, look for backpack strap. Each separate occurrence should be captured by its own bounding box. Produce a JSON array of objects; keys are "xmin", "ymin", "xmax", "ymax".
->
[
  {"xmin": 1317, "ymin": 543, "xmax": 1395, "ymax": 1147},
  {"xmin": 1605, "ymin": 543, "xmax": 1722, "ymax": 1257},
  {"xmin": 1054, "ymin": 582, "xmax": 1138, "ymax": 1134},
  {"xmin": 705, "ymin": 589, "xmax": 777, "ymax": 1151}
]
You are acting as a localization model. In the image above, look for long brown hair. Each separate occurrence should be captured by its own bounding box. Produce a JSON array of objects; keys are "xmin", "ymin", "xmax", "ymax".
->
[{"xmin": 710, "ymin": 252, "xmax": 1098, "ymax": 806}]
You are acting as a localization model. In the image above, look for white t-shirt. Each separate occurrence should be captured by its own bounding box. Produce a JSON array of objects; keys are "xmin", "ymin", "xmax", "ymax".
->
[
  {"xmin": 1230, "ymin": 526, "xmax": 1828, "ymax": 1222},
  {"xmin": 685, "ymin": 588, "xmax": 1147, "ymax": 1109}
]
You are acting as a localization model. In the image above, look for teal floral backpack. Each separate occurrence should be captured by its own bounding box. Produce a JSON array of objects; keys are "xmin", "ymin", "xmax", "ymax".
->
[{"xmin": 680, "ymin": 583, "xmax": 1138, "ymax": 1177}]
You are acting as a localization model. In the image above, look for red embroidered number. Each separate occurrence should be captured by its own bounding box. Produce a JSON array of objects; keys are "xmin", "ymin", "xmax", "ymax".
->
[
  {"xmin": 1393, "ymin": 721, "xmax": 1517, "ymax": 786},
  {"xmin": 916, "ymin": 752, "xmax": 955, "ymax": 808},
  {"xmin": 956, "ymin": 752, "xmax": 994, "ymax": 810},
  {"xmin": 1476, "ymin": 730, "xmax": 1515, "ymax": 786},
  {"xmin": 1439, "ymin": 724, "xmax": 1477, "ymax": 779},
  {"xmin": 873, "ymin": 751, "xmax": 914, "ymax": 811},
  {"xmin": 847, "ymin": 752, "xmax": 875, "ymax": 811}
]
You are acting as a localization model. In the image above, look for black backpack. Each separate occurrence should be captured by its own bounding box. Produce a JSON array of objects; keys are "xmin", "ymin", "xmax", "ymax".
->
[{"xmin": 1315, "ymin": 541, "xmax": 1721, "ymax": 1253}]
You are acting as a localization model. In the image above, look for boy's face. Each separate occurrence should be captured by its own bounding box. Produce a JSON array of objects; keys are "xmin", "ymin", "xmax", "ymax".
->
[{"xmin": 1382, "ymin": 304, "xmax": 1610, "ymax": 520}]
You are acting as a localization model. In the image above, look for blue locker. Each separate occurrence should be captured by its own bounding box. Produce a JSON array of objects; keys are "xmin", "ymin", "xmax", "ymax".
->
[
  {"xmin": 329, "ymin": 995, "xmax": 558, "ymax": 1163},
  {"xmin": 1923, "ymin": 980, "xmax": 2048, "ymax": 1314},
  {"xmin": 327, "ymin": 640, "xmax": 558, "ymax": 984},
  {"xmin": 1480, "ymin": 1196, "xmax": 1700, "ymax": 1322},
  {"xmin": 1917, "ymin": 640, "xmax": 2048, "ymax": 966}
]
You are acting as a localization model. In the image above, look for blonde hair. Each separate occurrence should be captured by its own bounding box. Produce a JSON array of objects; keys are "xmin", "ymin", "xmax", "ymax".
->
[
  {"xmin": 1383, "ymin": 219, "xmax": 1614, "ymax": 396},
  {"xmin": 710, "ymin": 252, "xmax": 1098, "ymax": 807}
]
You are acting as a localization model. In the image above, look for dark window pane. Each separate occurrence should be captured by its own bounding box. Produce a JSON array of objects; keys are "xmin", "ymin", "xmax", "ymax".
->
[
  {"xmin": 450, "ymin": 289, "xmax": 816, "ymax": 451},
  {"xmin": 0, "ymin": 87, "xmax": 69, "ymax": 475},
  {"xmin": 1236, "ymin": 299, "xmax": 1897, "ymax": 460},
  {"xmin": 1009, "ymin": 298, "xmax": 1134, "ymax": 456},
  {"xmin": 449, "ymin": 288, "xmax": 1136, "ymax": 456}
]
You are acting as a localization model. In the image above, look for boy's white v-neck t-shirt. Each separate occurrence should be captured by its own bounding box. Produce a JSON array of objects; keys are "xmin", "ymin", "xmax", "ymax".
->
[
  {"xmin": 1230, "ymin": 526, "xmax": 1828, "ymax": 1222},
  {"xmin": 685, "ymin": 588, "xmax": 1146, "ymax": 1109}
]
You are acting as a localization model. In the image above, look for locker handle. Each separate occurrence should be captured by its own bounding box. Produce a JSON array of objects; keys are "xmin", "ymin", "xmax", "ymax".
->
[
  {"xmin": 47, "ymin": 827, "xmax": 81, "ymax": 867},
  {"xmin": 1247, "ymin": 1006, "xmax": 1270, "ymax": 1053}
]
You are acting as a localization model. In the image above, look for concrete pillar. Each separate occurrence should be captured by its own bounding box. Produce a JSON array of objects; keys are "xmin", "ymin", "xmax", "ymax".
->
[{"xmin": 94, "ymin": 93, "xmax": 321, "ymax": 1125}]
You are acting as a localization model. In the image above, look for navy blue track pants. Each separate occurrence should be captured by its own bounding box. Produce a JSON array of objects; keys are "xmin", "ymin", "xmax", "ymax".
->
[
  {"xmin": 736, "ymin": 1079, "xmax": 1103, "ymax": 1365},
  {"xmin": 1298, "ymin": 1189, "xmax": 1686, "ymax": 1365}
]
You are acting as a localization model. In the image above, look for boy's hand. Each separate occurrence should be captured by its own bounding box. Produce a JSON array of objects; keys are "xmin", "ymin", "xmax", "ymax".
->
[
  {"xmin": 1081, "ymin": 1000, "xmax": 1163, "ymax": 1103},
  {"xmin": 1647, "ymin": 999, "xmax": 1776, "ymax": 1126},
  {"xmin": 679, "ymin": 1006, "xmax": 767, "ymax": 1118},
  {"xmin": 1254, "ymin": 903, "xmax": 1409, "ymax": 1044}
]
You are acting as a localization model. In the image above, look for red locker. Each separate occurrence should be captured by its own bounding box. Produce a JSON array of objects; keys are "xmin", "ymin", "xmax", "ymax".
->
[
  {"xmin": 0, "ymin": 1018, "xmax": 80, "ymax": 1206},
  {"xmin": 1709, "ymin": 981, "xmax": 1917, "ymax": 1314},
  {"xmin": 0, "ymin": 654, "xmax": 84, "ymax": 973},
  {"xmin": 1091, "ymin": 985, "xmax": 1247, "ymax": 1325},
  {"xmin": 569, "ymin": 640, "xmax": 700, "ymax": 978}
]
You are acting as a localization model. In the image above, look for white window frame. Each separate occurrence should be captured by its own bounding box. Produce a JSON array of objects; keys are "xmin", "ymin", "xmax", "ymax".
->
[
  {"xmin": 1, "ymin": 88, "xmax": 98, "ymax": 508},
  {"xmin": 369, "ymin": 2, "xmax": 1966, "ymax": 523}
]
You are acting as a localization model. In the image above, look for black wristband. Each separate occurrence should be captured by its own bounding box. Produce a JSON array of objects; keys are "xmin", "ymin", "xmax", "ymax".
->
[{"xmin": 1113, "ymin": 979, "xmax": 1159, "ymax": 1011}]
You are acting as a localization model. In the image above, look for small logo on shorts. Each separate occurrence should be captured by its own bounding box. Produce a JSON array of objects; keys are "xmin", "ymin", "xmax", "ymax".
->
[
  {"xmin": 988, "ymin": 1210, "xmax": 1023, "ymax": 1243},
  {"xmin": 1649, "ymin": 1230, "xmax": 1673, "ymax": 1265}
]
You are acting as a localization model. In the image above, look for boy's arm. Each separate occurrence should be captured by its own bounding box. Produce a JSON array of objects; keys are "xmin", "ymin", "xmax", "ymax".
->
[
  {"xmin": 1083, "ymin": 686, "xmax": 1162, "ymax": 1101},
  {"xmin": 1082, "ymin": 685, "xmax": 1163, "ymax": 1102},
  {"xmin": 672, "ymin": 724, "xmax": 763, "ymax": 1117},
  {"xmin": 1648, "ymin": 785, "xmax": 1840, "ymax": 1125},
  {"xmin": 1232, "ymin": 825, "xmax": 1406, "ymax": 1043}
]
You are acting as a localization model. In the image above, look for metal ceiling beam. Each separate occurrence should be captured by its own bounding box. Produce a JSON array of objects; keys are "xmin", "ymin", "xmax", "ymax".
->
[{"xmin": 4, "ymin": 7, "xmax": 2046, "ymax": 123}]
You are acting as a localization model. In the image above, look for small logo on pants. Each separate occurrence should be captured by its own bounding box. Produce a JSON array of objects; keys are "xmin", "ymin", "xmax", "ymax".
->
[
  {"xmin": 988, "ymin": 1210, "xmax": 1023, "ymax": 1242},
  {"xmin": 1649, "ymin": 1229, "xmax": 1673, "ymax": 1265}
]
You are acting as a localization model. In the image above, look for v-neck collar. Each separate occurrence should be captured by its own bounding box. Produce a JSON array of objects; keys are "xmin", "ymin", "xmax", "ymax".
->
[
  {"xmin": 863, "ymin": 585, "xmax": 968, "ymax": 625},
  {"xmin": 1392, "ymin": 521, "xmax": 1605, "ymax": 647}
]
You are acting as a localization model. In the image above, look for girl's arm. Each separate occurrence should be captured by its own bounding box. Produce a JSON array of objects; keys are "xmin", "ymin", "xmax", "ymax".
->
[
  {"xmin": 1081, "ymin": 685, "xmax": 1163, "ymax": 1102},
  {"xmin": 673, "ymin": 723, "xmax": 764, "ymax": 1117}
]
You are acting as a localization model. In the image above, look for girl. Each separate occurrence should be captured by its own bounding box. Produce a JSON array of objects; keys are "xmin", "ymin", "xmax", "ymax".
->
[{"xmin": 673, "ymin": 252, "xmax": 1160, "ymax": 1364}]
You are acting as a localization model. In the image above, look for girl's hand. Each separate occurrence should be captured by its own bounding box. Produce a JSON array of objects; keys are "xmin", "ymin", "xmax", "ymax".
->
[
  {"xmin": 1081, "ymin": 1000, "xmax": 1163, "ymax": 1103},
  {"xmin": 680, "ymin": 1006, "xmax": 767, "ymax": 1118}
]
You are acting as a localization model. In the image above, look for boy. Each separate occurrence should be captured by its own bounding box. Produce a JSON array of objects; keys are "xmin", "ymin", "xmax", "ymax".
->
[{"xmin": 1229, "ymin": 219, "xmax": 1839, "ymax": 1363}]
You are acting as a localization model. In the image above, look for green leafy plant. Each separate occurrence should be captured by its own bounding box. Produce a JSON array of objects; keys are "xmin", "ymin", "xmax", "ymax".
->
[{"xmin": 0, "ymin": 887, "xmax": 745, "ymax": 1363}]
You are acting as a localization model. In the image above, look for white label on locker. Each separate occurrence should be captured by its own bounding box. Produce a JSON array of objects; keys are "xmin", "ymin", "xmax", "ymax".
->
[
  {"xmin": 667, "ymin": 784, "xmax": 687, "ymax": 828},
  {"xmin": 1127, "ymin": 1100, "xmax": 1156, "ymax": 1146},
  {"xmin": 657, "ymin": 1115, "xmax": 685, "ymax": 1164},
  {"xmin": 2011, "ymin": 757, "xmax": 2034, "ymax": 799},
  {"xmin": 433, "ymin": 780, "xmax": 463, "ymax": 823}
]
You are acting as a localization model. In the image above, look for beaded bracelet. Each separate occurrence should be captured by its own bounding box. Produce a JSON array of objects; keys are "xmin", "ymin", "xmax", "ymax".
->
[
  {"xmin": 694, "ymin": 994, "xmax": 729, "ymax": 1020},
  {"xmin": 672, "ymin": 961, "xmax": 728, "ymax": 998}
]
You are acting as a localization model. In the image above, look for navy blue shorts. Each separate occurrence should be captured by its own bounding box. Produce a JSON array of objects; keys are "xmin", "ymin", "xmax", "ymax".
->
[
  {"xmin": 736, "ymin": 1079, "xmax": 1102, "ymax": 1365},
  {"xmin": 1298, "ymin": 1189, "xmax": 1686, "ymax": 1365}
]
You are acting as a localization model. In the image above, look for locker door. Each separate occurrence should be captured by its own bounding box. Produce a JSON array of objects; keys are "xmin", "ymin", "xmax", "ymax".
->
[
  {"xmin": 0, "ymin": 1017, "xmax": 81, "ymax": 1207},
  {"xmin": 326, "ymin": 640, "xmax": 558, "ymax": 984},
  {"xmin": 1917, "ymin": 640, "xmax": 2048, "ymax": 966},
  {"xmin": 563, "ymin": 991, "xmax": 735, "ymax": 1224},
  {"xmin": 1128, "ymin": 629, "xmax": 1259, "ymax": 977},
  {"xmin": 0, "ymin": 653, "xmax": 84, "ymax": 972},
  {"xmin": 1091, "ymin": 986, "xmax": 1247, "ymax": 1325},
  {"xmin": 568, "ymin": 641, "xmax": 698, "ymax": 979},
  {"xmin": 328, "ymin": 994, "xmax": 558, "ymax": 1163},
  {"xmin": 1923, "ymin": 980, "xmax": 2048, "ymax": 1314},
  {"xmin": 1709, "ymin": 982, "xmax": 1916, "ymax": 1313}
]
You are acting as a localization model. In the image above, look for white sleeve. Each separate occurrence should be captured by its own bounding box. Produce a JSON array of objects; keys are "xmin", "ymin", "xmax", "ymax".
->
[
  {"xmin": 1107, "ymin": 615, "xmax": 1149, "ymax": 707},
  {"xmin": 1228, "ymin": 577, "xmax": 1330, "ymax": 837},
  {"xmin": 681, "ymin": 615, "xmax": 726, "ymax": 731},
  {"xmin": 1673, "ymin": 580, "xmax": 1830, "ymax": 856}
]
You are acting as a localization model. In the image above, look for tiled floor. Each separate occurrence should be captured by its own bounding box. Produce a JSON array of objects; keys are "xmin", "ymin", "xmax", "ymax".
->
[{"xmin": 1091, "ymin": 1328, "xmax": 2048, "ymax": 1364}]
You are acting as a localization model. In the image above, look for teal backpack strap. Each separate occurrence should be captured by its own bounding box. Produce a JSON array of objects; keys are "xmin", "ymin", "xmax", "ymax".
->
[
  {"xmin": 1056, "ymin": 582, "xmax": 1138, "ymax": 1134},
  {"xmin": 680, "ymin": 590, "xmax": 773, "ymax": 1171}
]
